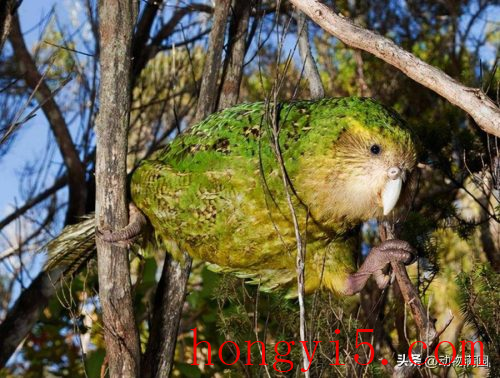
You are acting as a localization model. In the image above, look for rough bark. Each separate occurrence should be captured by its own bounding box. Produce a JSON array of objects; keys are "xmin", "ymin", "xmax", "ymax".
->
[
  {"xmin": 141, "ymin": 251, "xmax": 192, "ymax": 378},
  {"xmin": 95, "ymin": 1, "xmax": 140, "ymax": 377},
  {"xmin": 0, "ymin": 0, "xmax": 17, "ymax": 52},
  {"xmin": 295, "ymin": 10, "xmax": 324, "ymax": 99},
  {"xmin": 193, "ymin": 0, "xmax": 231, "ymax": 123},
  {"xmin": 218, "ymin": 0, "xmax": 251, "ymax": 109},
  {"xmin": 9, "ymin": 14, "xmax": 87, "ymax": 224},
  {"xmin": 289, "ymin": 0, "xmax": 500, "ymax": 138}
]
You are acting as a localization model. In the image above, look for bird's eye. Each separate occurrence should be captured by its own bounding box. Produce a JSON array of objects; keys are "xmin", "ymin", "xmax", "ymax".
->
[{"xmin": 370, "ymin": 144, "xmax": 381, "ymax": 155}]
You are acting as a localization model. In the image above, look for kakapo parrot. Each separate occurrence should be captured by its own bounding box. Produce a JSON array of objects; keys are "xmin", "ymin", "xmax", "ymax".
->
[{"xmin": 45, "ymin": 97, "xmax": 417, "ymax": 296}]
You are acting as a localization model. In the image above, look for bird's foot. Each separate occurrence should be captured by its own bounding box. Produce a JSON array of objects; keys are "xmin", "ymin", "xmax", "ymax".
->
[
  {"xmin": 373, "ymin": 269, "xmax": 391, "ymax": 290},
  {"xmin": 344, "ymin": 239, "xmax": 416, "ymax": 295},
  {"xmin": 368, "ymin": 239, "xmax": 416, "ymax": 268},
  {"xmin": 96, "ymin": 203, "xmax": 147, "ymax": 248}
]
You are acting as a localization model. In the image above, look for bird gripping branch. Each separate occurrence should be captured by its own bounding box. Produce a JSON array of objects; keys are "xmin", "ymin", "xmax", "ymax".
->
[{"xmin": 46, "ymin": 97, "xmax": 417, "ymax": 296}]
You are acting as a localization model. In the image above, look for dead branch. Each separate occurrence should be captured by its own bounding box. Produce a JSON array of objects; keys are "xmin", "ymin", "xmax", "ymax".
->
[
  {"xmin": 289, "ymin": 0, "xmax": 500, "ymax": 138},
  {"xmin": 9, "ymin": 14, "xmax": 87, "ymax": 223},
  {"xmin": 0, "ymin": 75, "xmax": 72, "ymax": 146},
  {"xmin": 269, "ymin": 101, "xmax": 310, "ymax": 377},
  {"xmin": 95, "ymin": 0, "xmax": 140, "ymax": 376},
  {"xmin": 353, "ymin": 50, "xmax": 371, "ymax": 97},
  {"xmin": 0, "ymin": 176, "xmax": 66, "ymax": 232},
  {"xmin": 265, "ymin": 18, "xmax": 311, "ymax": 372},
  {"xmin": 133, "ymin": 0, "xmax": 164, "ymax": 58},
  {"xmin": 294, "ymin": 10, "xmax": 324, "ymax": 99}
]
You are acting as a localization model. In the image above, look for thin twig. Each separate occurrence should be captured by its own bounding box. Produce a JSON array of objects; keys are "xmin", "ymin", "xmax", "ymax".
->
[{"xmin": 267, "ymin": 99, "xmax": 310, "ymax": 376}]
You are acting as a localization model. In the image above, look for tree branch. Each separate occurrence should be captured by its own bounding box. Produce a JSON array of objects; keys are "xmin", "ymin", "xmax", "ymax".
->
[
  {"xmin": 95, "ymin": 1, "xmax": 140, "ymax": 376},
  {"xmin": 141, "ymin": 251, "xmax": 192, "ymax": 378},
  {"xmin": 133, "ymin": 0, "xmax": 164, "ymax": 59},
  {"xmin": 193, "ymin": 0, "xmax": 231, "ymax": 123},
  {"xmin": 132, "ymin": 3, "xmax": 212, "ymax": 79},
  {"xmin": 218, "ymin": 0, "xmax": 251, "ymax": 109},
  {"xmin": 9, "ymin": 14, "xmax": 87, "ymax": 223},
  {"xmin": 141, "ymin": 3, "xmax": 233, "ymax": 372},
  {"xmin": 379, "ymin": 223, "xmax": 453, "ymax": 378},
  {"xmin": 0, "ymin": 176, "xmax": 66, "ymax": 231},
  {"xmin": 268, "ymin": 101, "xmax": 310, "ymax": 377},
  {"xmin": 0, "ymin": 0, "xmax": 17, "ymax": 52},
  {"xmin": 294, "ymin": 10, "xmax": 324, "ymax": 99},
  {"xmin": 289, "ymin": 0, "xmax": 500, "ymax": 137},
  {"xmin": 0, "ymin": 268, "xmax": 63, "ymax": 367}
]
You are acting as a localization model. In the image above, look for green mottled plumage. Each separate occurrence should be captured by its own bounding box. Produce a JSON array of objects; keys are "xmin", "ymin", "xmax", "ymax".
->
[{"xmin": 130, "ymin": 97, "xmax": 417, "ymax": 295}]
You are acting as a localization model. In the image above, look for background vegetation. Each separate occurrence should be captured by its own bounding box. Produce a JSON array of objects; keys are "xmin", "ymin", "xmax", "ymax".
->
[{"xmin": 0, "ymin": 0, "xmax": 498, "ymax": 376}]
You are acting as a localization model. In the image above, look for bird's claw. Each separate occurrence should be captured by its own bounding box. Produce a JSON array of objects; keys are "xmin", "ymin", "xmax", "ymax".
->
[
  {"xmin": 95, "ymin": 203, "xmax": 147, "ymax": 248},
  {"xmin": 96, "ymin": 227, "xmax": 136, "ymax": 248},
  {"xmin": 344, "ymin": 239, "xmax": 416, "ymax": 295},
  {"xmin": 370, "ymin": 239, "xmax": 416, "ymax": 267},
  {"xmin": 373, "ymin": 269, "xmax": 391, "ymax": 290}
]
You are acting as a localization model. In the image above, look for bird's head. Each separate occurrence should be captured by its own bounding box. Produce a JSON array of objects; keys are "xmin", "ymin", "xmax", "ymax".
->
[{"xmin": 294, "ymin": 98, "xmax": 417, "ymax": 228}]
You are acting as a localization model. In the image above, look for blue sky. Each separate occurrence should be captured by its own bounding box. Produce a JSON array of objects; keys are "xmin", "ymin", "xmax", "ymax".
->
[
  {"xmin": 1, "ymin": 0, "xmax": 67, "ymax": 219},
  {"xmin": 0, "ymin": 0, "xmax": 74, "ymax": 312}
]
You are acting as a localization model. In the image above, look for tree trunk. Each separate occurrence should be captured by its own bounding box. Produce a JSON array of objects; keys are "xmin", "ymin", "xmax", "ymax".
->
[
  {"xmin": 193, "ymin": 0, "xmax": 231, "ymax": 123},
  {"xmin": 95, "ymin": 1, "xmax": 140, "ymax": 377},
  {"xmin": 141, "ymin": 251, "xmax": 192, "ymax": 378},
  {"xmin": 218, "ymin": 0, "xmax": 251, "ymax": 109}
]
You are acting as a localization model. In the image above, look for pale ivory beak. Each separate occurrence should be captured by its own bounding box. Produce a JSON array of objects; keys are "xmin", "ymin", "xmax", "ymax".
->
[{"xmin": 382, "ymin": 167, "xmax": 403, "ymax": 215}]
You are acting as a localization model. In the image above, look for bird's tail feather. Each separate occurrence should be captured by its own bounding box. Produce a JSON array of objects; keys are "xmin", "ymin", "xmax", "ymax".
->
[{"xmin": 44, "ymin": 215, "xmax": 96, "ymax": 276}]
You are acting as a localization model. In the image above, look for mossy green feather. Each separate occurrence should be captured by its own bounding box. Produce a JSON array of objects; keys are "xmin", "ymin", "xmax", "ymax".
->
[{"xmin": 130, "ymin": 97, "xmax": 415, "ymax": 295}]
